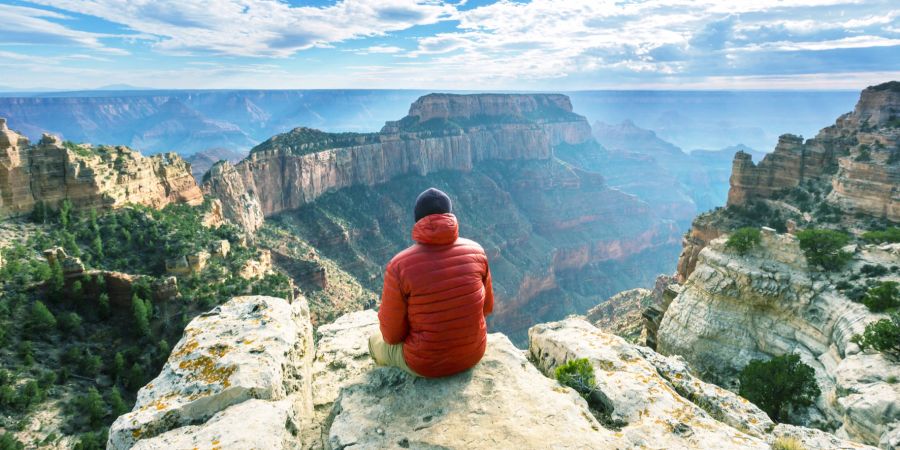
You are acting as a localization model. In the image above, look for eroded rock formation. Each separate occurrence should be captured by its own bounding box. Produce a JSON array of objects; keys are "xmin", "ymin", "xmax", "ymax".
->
[
  {"xmin": 658, "ymin": 229, "xmax": 900, "ymax": 447},
  {"xmin": 209, "ymin": 93, "xmax": 680, "ymax": 343},
  {"xmin": 113, "ymin": 297, "xmax": 874, "ymax": 449},
  {"xmin": 203, "ymin": 93, "xmax": 592, "ymax": 232},
  {"xmin": 108, "ymin": 296, "xmax": 314, "ymax": 449},
  {"xmin": 0, "ymin": 118, "xmax": 202, "ymax": 219},
  {"xmin": 726, "ymin": 82, "xmax": 899, "ymax": 222}
]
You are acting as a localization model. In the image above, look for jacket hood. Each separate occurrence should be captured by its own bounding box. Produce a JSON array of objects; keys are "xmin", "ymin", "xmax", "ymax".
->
[{"xmin": 412, "ymin": 213, "xmax": 459, "ymax": 245}]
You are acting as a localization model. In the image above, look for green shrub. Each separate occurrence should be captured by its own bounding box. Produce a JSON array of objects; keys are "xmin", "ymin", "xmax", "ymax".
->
[
  {"xmin": 726, "ymin": 227, "xmax": 762, "ymax": 255},
  {"xmin": 0, "ymin": 432, "xmax": 24, "ymax": 450},
  {"xmin": 73, "ymin": 428, "xmax": 107, "ymax": 450},
  {"xmin": 851, "ymin": 312, "xmax": 900, "ymax": 356},
  {"xmin": 132, "ymin": 295, "xmax": 151, "ymax": 338},
  {"xmin": 862, "ymin": 281, "xmax": 900, "ymax": 312},
  {"xmin": 772, "ymin": 436, "xmax": 806, "ymax": 450},
  {"xmin": 28, "ymin": 301, "xmax": 57, "ymax": 332},
  {"xmin": 555, "ymin": 358, "xmax": 596, "ymax": 399},
  {"xmin": 862, "ymin": 227, "xmax": 900, "ymax": 243},
  {"xmin": 796, "ymin": 229, "xmax": 852, "ymax": 270},
  {"xmin": 58, "ymin": 312, "xmax": 84, "ymax": 334},
  {"xmin": 738, "ymin": 354, "xmax": 821, "ymax": 423}
]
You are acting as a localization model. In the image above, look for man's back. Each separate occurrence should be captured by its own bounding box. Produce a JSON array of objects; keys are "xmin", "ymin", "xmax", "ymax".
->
[{"xmin": 378, "ymin": 212, "xmax": 494, "ymax": 377}]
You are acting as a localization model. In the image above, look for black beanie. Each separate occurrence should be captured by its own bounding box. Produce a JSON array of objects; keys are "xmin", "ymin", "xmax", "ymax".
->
[{"xmin": 414, "ymin": 188, "xmax": 452, "ymax": 222}]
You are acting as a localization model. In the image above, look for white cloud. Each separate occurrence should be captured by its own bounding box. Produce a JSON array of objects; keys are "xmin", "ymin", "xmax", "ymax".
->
[
  {"xmin": 26, "ymin": 0, "xmax": 458, "ymax": 57},
  {"xmin": 0, "ymin": 3, "xmax": 132, "ymax": 54},
  {"xmin": 358, "ymin": 45, "xmax": 405, "ymax": 54}
]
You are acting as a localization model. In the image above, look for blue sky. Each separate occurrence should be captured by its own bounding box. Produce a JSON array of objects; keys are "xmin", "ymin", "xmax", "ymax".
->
[{"xmin": 0, "ymin": 0, "xmax": 898, "ymax": 90}]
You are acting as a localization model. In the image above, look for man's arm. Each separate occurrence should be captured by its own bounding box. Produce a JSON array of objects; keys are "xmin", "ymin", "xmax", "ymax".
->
[
  {"xmin": 483, "ymin": 262, "xmax": 494, "ymax": 316},
  {"xmin": 378, "ymin": 262, "xmax": 409, "ymax": 344}
]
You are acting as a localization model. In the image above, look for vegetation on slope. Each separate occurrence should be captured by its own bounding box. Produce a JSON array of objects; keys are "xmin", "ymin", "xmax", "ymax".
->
[
  {"xmin": 739, "ymin": 354, "xmax": 821, "ymax": 423},
  {"xmin": 0, "ymin": 201, "xmax": 290, "ymax": 448}
]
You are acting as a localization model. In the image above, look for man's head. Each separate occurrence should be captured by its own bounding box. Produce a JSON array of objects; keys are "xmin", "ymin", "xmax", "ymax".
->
[{"xmin": 414, "ymin": 188, "xmax": 452, "ymax": 222}]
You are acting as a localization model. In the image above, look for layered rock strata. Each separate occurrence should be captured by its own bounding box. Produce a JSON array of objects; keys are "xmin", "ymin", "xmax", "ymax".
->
[
  {"xmin": 114, "ymin": 297, "xmax": 874, "ymax": 449},
  {"xmin": 726, "ymin": 82, "xmax": 899, "ymax": 222},
  {"xmin": 204, "ymin": 94, "xmax": 593, "ymax": 232},
  {"xmin": 658, "ymin": 229, "xmax": 900, "ymax": 447},
  {"xmin": 0, "ymin": 118, "xmax": 202, "ymax": 219},
  {"xmin": 108, "ymin": 296, "xmax": 314, "ymax": 449}
]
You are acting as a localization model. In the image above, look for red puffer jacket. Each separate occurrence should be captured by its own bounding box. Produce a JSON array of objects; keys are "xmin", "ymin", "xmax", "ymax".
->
[{"xmin": 378, "ymin": 213, "xmax": 494, "ymax": 378}]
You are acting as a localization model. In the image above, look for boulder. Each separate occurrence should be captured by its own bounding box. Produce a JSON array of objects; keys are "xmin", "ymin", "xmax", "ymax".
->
[
  {"xmin": 530, "ymin": 318, "xmax": 770, "ymax": 449},
  {"xmin": 327, "ymin": 323, "xmax": 621, "ymax": 449},
  {"xmin": 131, "ymin": 399, "xmax": 300, "ymax": 450},
  {"xmin": 108, "ymin": 296, "xmax": 314, "ymax": 449},
  {"xmin": 529, "ymin": 317, "xmax": 877, "ymax": 450}
]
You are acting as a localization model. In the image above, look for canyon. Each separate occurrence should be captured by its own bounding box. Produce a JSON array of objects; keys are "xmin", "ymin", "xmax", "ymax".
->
[
  {"xmin": 1, "ymin": 84, "xmax": 897, "ymax": 449},
  {"xmin": 641, "ymin": 82, "xmax": 900, "ymax": 449},
  {"xmin": 205, "ymin": 93, "xmax": 682, "ymax": 343}
]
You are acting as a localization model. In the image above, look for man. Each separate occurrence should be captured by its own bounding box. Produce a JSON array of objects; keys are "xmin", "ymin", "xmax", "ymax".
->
[{"xmin": 369, "ymin": 187, "xmax": 494, "ymax": 378}]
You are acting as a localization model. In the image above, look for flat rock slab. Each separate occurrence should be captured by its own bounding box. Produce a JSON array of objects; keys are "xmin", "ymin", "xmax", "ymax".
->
[
  {"xmin": 131, "ymin": 399, "xmax": 300, "ymax": 450},
  {"xmin": 327, "ymin": 333, "xmax": 621, "ymax": 449},
  {"xmin": 109, "ymin": 296, "xmax": 314, "ymax": 449}
]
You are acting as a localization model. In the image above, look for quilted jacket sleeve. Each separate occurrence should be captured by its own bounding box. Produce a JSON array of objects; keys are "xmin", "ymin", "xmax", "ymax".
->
[{"xmin": 378, "ymin": 260, "xmax": 409, "ymax": 344}]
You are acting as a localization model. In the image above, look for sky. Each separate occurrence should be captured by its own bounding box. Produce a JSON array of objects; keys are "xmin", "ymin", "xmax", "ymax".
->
[{"xmin": 0, "ymin": 0, "xmax": 898, "ymax": 90}]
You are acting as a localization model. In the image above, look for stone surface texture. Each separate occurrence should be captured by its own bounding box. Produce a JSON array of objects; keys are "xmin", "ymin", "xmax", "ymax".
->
[
  {"xmin": 108, "ymin": 296, "xmax": 314, "ymax": 449},
  {"xmin": 0, "ymin": 119, "xmax": 202, "ymax": 218},
  {"xmin": 658, "ymin": 229, "xmax": 900, "ymax": 447}
]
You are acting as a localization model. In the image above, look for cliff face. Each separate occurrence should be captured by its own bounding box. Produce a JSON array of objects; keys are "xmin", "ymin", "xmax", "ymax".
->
[
  {"xmin": 205, "ymin": 93, "xmax": 592, "ymax": 231},
  {"xmin": 111, "ymin": 296, "xmax": 873, "ymax": 450},
  {"xmin": 206, "ymin": 94, "xmax": 677, "ymax": 342},
  {"xmin": 0, "ymin": 118, "xmax": 202, "ymax": 218},
  {"xmin": 675, "ymin": 82, "xmax": 899, "ymax": 282},
  {"xmin": 726, "ymin": 82, "xmax": 899, "ymax": 222},
  {"xmin": 658, "ymin": 230, "xmax": 900, "ymax": 447}
]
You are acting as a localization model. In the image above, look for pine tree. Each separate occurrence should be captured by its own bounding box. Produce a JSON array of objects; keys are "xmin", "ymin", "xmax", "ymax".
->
[
  {"xmin": 29, "ymin": 301, "xmax": 57, "ymax": 333},
  {"xmin": 132, "ymin": 294, "xmax": 150, "ymax": 337}
]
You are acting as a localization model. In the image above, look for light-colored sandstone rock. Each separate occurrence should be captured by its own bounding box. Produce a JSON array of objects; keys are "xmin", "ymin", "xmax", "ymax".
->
[
  {"xmin": 108, "ymin": 296, "xmax": 314, "ymax": 449},
  {"xmin": 0, "ymin": 120, "xmax": 202, "ymax": 219},
  {"xmin": 530, "ymin": 318, "xmax": 771, "ymax": 449},
  {"xmin": 131, "ymin": 399, "xmax": 300, "ymax": 450},
  {"xmin": 658, "ymin": 230, "xmax": 900, "ymax": 447},
  {"xmin": 327, "ymin": 329, "xmax": 621, "ymax": 449},
  {"xmin": 771, "ymin": 424, "xmax": 876, "ymax": 450},
  {"xmin": 585, "ymin": 287, "xmax": 653, "ymax": 342},
  {"xmin": 204, "ymin": 94, "xmax": 593, "ymax": 232},
  {"xmin": 530, "ymin": 318, "xmax": 876, "ymax": 450}
]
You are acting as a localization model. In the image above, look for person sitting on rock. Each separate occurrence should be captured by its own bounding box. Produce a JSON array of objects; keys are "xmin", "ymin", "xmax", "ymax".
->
[{"xmin": 369, "ymin": 187, "xmax": 494, "ymax": 377}]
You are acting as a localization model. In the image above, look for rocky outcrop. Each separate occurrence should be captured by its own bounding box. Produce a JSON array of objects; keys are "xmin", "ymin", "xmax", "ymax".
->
[
  {"xmin": 585, "ymin": 288, "xmax": 653, "ymax": 342},
  {"xmin": 108, "ymin": 296, "xmax": 314, "ymax": 449},
  {"xmin": 204, "ymin": 94, "xmax": 593, "ymax": 232},
  {"xmin": 675, "ymin": 212, "xmax": 727, "ymax": 282},
  {"xmin": 829, "ymin": 154, "xmax": 900, "ymax": 222},
  {"xmin": 657, "ymin": 228, "xmax": 900, "ymax": 447},
  {"xmin": 0, "ymin": 118, "xmax": 202, "ymax": 219},
  {"xmin": 726, "ymin": 82, "xmax": 899, "ymax": 222},
  {"xmin": 116, "ymin": 297, "xmax": 876, "ymax": 449},
  {"xmin": 324, "ymin": 313, "xmax": 621, "ymax": 450},
  {"xmin": 531, "ymin": 318, "xmax": 876, "ymax": 449}
]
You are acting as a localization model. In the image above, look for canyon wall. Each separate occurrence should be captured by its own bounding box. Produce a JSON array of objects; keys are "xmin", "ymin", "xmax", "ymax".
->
[
  {"xmin": 675, "ymin": 81, "xmax": 899, "ymax": 282},
  {"xmin": 205, "ymin": 93, "xmax": 592, "ymax": 232},
  {"xmin": 726, "ymin": 82, "xmax": 899, "ymax": 222},
  {"xmin": 204, "ymin": 93, "xmax": 677, "ymax": 342},
  {"xmin": 658, "ymin": 230, "xmax": 899, "ymax": 448},
  {"xmin": 0, "ymin": 118, "xmax": 202, "ymax": 219}
]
